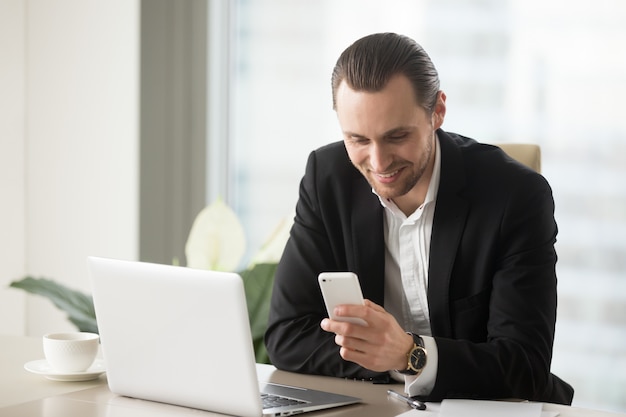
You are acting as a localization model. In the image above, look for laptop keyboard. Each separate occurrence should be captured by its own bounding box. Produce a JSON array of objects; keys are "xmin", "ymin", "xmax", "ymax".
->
[{"xmin": 261, "ymin": 393, "xmax": 308, "ymax": 409}]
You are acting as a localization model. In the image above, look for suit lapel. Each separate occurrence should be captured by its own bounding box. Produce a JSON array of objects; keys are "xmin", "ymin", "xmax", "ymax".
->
[
  {"xmin": 428, "ymin": 132, "xmax": 469, "ymax": 337},
  {"xmin": 350, "ymin": 175, "xmax": 386, "ymax": 306}
]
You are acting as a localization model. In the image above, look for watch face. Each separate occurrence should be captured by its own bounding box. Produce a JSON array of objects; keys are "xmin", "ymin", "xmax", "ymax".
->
[{"xmin": 410, "ymin": 347, "xmax": 427, "ymax": 371}]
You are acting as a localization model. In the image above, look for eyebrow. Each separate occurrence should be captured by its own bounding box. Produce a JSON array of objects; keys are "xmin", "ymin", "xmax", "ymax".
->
[{"xmin": 344, "ymin": 126, "xmax": 414, "ymax": 140}]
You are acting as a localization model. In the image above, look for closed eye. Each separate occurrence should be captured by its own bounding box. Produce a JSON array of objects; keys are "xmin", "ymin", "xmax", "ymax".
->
[
  {"xmin": 388, "ymin": 132, "xmax": 409, "ymax": 140},
  {"xmin": 347, "ymin": 135, "xmax": 370, "ymax": 145},
  {"xmin": 383, "ymin": 126, "xmax": 414, "ymax": 141}
]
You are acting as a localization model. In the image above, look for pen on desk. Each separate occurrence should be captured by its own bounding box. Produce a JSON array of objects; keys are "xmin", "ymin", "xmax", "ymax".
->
[{"xmin": 387, "ymin": 389, "xmax": 427, "ymax": 411}]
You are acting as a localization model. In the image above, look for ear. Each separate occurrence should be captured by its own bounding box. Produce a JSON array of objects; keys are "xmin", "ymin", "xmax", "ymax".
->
[{"xmin": 432, "ymin": 91, "xmax": 447, "ymax": 129}]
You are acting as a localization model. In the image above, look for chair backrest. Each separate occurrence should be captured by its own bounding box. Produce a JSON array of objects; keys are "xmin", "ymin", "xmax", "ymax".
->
[{"xmin": 494, "ymin": 143, "xmax": 541, "ymax": 173}]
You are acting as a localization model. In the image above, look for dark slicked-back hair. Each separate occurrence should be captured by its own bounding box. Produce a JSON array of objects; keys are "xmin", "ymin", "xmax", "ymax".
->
[{"xmin": 331, "ymin": 32, "xmax": 440, "ymax": 113}]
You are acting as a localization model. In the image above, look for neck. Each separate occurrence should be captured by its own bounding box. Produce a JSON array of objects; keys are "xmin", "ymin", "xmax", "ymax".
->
[{"xmin": 394, "ymin": 166, "xmax": 434, "ymax": 217}]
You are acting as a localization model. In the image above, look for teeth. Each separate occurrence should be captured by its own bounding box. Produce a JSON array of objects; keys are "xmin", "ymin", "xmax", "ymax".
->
[{"xmin": 378, "ymin": 170, "xmax": 399, "ymax": 178}]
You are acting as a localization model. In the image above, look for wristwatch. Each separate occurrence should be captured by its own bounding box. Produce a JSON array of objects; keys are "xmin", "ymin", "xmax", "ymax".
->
[{"xmin": 397, "ymin": 333, "xmax": 427, "ymax": 376}]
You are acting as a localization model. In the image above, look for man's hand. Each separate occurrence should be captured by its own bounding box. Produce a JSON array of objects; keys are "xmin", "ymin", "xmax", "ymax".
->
[{"xmin": 320, "ymin": 299, "xmax": 414, "ymax": 372}]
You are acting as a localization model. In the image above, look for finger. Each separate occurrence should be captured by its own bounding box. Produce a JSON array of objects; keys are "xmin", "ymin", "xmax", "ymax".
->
[
  {"xmin": 338, "ymin": 299, "xmax": 385, "ymax": 318},
  {"xmin": 336, "ymin": 302, "xmax": 384, "ymax": 328},
  {"xmin": 335, "ymin": 332, "xmax": 366, "ymax": 350},
  {"xmin": 341, "ymin": 346, "xmax": 391, "ymax": 372},
  {"xmin": 321, "ymin": 317, "xmax": 365, "ymax": 337},
  {"xmin": 334, "ymin": 304, "xmax": 369, "ymax": 322},
  {"xmin": 320, "ymin": 318, "xmax": 331, "ymax": 332},
  {"xmin": 363, "ymin": 299, "xmax": 385, "ymax": 311},
  {"xmin": 340, "ymin": 345, "xmax": 367, "ymax": 362}
]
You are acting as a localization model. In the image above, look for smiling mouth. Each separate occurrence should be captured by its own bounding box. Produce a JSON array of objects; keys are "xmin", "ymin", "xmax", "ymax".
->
[
  {"xmin": 377, "ymin": 170, "xmax": 399, "ymax": 178},
  {"xmin": 373, "ymin": 168, "xmax": 402, "ymax": 183}
]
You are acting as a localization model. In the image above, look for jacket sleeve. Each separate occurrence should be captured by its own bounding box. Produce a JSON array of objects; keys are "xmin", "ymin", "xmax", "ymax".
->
[
  {"xmin": 425, "ymin": 161, "xmax": 573, "ymax": 405},
  {"xmin": 264, "ymin": 147, "xmax": 386, "ymax": 381}
]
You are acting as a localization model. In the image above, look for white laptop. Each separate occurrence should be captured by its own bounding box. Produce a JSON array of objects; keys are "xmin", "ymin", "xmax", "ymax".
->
[{"xmin": 87, "ymin": 256, "xmax": 361, "ymax": 417}]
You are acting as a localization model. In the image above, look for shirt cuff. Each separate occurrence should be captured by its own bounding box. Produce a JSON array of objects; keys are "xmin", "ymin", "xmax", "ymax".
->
[{"xmin": 405, "ymin": 335, "xmax": 438, "ymax": 397}]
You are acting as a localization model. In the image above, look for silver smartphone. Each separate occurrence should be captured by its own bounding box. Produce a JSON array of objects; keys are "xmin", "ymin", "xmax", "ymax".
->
[{"xmin": 318, "ymin": 272, "xmax": 367, "ymax": 326}]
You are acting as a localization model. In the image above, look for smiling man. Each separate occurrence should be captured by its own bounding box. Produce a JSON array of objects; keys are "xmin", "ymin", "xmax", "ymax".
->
[
  {"xmin": 337, "ymin": 73, "xmax": 443, "ymax": 216},
  {"xmin": 265, "ymin": 32, "xmax": 573, "ymax": 405}
]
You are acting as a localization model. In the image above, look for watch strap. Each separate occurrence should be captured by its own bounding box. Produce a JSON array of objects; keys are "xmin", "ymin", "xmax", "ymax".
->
[{"xmin": 396, "ymin": 333, "xmax": 426, "ymax": 375}]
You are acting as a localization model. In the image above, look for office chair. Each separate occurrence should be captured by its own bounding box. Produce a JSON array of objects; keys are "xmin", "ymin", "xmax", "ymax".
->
[{"xmin": 494, "ymin": 143, "xmax": 541, "ymax": 173}]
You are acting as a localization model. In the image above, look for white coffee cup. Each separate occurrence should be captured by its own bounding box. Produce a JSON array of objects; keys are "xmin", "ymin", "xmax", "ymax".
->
[{"xmin": 43, "ymin": 332, "xmax": 99, "ymax": 373}]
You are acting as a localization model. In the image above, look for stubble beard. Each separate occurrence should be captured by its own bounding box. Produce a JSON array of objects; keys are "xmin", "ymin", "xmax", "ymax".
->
[{"xmin": 364, "ymin": 134, "xmax": 434, "ymax": 200}]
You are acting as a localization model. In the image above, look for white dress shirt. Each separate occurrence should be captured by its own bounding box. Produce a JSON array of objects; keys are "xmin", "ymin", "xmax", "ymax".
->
[{"xmin": 376, "ymin": 135, "xmax": 441, "ymax": 397}]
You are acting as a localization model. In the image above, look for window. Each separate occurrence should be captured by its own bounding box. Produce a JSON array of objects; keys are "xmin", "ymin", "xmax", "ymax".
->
[{"xmin": 211, "ymin": 0, "xmax": 626, "ymax": 412}]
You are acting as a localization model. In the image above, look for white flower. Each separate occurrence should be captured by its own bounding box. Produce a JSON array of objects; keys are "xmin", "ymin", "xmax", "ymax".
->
[{"xmin": 185, "ymin": 199, "xmax": 246, "ymax": 271}]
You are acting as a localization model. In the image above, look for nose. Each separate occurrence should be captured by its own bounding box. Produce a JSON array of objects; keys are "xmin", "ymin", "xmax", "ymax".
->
[{"xmin": 369, "ymin": 142, "xmax": 392, "ymax": 173}]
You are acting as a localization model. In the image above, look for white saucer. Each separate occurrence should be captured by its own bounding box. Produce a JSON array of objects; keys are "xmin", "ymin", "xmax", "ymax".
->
[{"xmin": 24, "ymin": 359, "xmax": 106, "ymax": 381}]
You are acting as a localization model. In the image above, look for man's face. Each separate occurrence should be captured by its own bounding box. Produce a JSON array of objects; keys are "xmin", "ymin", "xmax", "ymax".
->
[{"xmin": 336, "ymin": 74, "xmax": 446, "ymax": 208}]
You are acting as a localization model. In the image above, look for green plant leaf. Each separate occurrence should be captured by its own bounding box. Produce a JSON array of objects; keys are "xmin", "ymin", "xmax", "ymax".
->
[
  {"xmin": 9, "ymin": 277, "xmax": 98, "ymax": 334},
  {"xmin": 240, "ymin": 262, "xmax": 277, "ymax": 364}
]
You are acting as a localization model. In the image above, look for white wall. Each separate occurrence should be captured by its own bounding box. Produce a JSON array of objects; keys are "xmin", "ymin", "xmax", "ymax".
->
[
  {"xmin": 0, "ymin": 0, "xmax": 139, "ymax": 336},
  {"xmin": 0, "ymin": 0, "xmax": 27, "ymax": 335}
]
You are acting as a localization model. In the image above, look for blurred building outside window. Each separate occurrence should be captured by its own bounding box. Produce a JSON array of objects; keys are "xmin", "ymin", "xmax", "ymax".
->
[{"xmin": 209, "ymin": 0, "xmax": 626, "ymax": 412}]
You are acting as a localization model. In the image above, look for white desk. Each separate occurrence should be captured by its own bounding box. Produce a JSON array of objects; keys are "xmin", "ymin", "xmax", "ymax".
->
[{"xmin": 1, "ymin": 335, "xmax": 623, "ymax": 417}]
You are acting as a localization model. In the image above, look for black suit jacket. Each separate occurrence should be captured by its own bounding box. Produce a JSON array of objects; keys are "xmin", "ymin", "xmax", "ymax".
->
[{"xmin": 265, "ymin": 130, "xmax": 574, "ymax": 405}]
